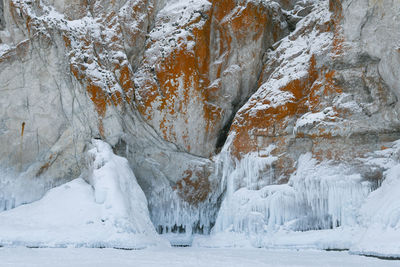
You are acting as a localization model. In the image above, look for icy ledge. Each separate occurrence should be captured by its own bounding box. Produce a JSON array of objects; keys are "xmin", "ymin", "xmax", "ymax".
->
[{"xmin": 0, "ymin": 140, "xmax": 168, "ymax": 249}]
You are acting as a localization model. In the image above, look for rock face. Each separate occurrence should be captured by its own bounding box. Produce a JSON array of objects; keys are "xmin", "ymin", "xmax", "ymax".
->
[
  {"xmin": 227, "ymin": 0, "xmax": 400, "ymax": 183},
  {"xmin": 134, "ymin": 0, "xmax": 288, "ymax": 157},
  {"xmin": 210, "ymin": 0, "xmax": 400, "ymax": 250},
  {"xmin": 1, "ymin": 0, "xmax": 400, "ymax": 249}
]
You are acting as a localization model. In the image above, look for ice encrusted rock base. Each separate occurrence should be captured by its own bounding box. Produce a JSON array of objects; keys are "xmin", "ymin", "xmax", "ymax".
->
[
  {"xmin": 194, "ymin": 142, "xmax": 400, "ymax": 258},
  {"xmin": 0, "ymin": 140, "xmax": 167, "ymax": 249}
]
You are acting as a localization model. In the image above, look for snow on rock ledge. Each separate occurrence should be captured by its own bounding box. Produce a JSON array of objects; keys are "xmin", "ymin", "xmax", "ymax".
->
[{"xmin": 0, "ymin": 140, "xmax": 167, "ymax": 249}]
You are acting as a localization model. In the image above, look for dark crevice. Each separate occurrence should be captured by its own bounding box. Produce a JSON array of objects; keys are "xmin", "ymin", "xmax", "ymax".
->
[
  {"xmin": 215, "ymin": 98, "xmax": 242, "ymax": 152},
  {"xmin": 324, "ymin": 248, "xmax": 349, "ymax": 252},
  {"xmin": 284, "ymin": 13, "xmax": 298, "ymax": 32},
  {"xmin": 359, "ymin": 254, "xmax": 400, "ymax": 261},
  {"xmin": 113, "ymin": 247, "xmax": 144, "ymax": 251},
  {"xmin": 214, "ymin": 3, "xmax": 308, "ymax": 153},
  {"xmin": 0, "ymin": 0, "xmax": 5, "ymax": 31}
]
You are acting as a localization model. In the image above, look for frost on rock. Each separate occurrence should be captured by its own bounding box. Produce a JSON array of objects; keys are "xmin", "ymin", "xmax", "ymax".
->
[{"xmin": 0, "ymin": 140, "xmax": 166, "ymax": 249}]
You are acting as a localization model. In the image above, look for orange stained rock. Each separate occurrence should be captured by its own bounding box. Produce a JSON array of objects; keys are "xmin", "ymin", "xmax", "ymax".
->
[
  {"xmin": 228, "ymin": 1, "xmax": 269, "ymax": 42},
  {"xmin": 231, "ymin": 55, "xmax": 319, "ymax": 158},
  {"xmin": 212, "ymin": 0, "xmax": 236, "ymax": 21},
  {"xmin": 21, "ymin": 122, "xmax": 25, "ymax": 137},
  {"xmin": 229, "ymin": 0, "xmax": 349, "ymax": 166},
  {"xmin": 175, "ymin": 169, "xmax": 211, "ymax": 205},
  {"xmin": 329, "ymin": 0, "xmax": 345, "ymax": 56},
  {"xmin": 136, "ymin": 5, "xmax": 219, "ymax": 152},
  {"xmin": 136, "ymin": 0, "xmax": 277, "ymax": 155},
  {"xmin": 56, "ymin": 3, "xmax": 139, "ymax": 137}
]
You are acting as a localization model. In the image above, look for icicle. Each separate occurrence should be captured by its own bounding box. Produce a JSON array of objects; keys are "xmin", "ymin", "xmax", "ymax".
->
[{"xmin": 212, "ymin": 153, "xmax": 373, "ymax": 238}]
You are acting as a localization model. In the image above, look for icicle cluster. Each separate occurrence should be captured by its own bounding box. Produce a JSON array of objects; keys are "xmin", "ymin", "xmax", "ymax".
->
[{"xmin": 213, "ymin": 153, "xmax": 372, "ymax": 236}]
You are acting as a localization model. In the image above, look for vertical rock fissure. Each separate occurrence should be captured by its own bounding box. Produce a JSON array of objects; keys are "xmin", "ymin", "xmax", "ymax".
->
[
  {"xmin": 214, "ymin": 13, "xmax": 296, "ymax": 153},
  {"xmin": 0, "ymin": 0, "xmax": 5, "ymax": 31}
]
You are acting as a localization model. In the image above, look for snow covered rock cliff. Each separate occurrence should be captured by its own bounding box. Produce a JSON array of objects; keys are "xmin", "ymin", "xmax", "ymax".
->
[{"xmin": 1, "ymin": 0, "xmax": 400, "ymax": 257}]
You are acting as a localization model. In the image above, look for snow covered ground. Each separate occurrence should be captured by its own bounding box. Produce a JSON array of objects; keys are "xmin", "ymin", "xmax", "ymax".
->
[{"xmin": 0, "ymin": 247, "xmax": 399, "ymax": 267}]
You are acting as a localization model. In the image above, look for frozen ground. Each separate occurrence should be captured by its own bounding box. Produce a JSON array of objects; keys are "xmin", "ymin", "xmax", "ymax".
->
[{"xmin": 1, "ymin": 247, "xmax": 399, "ymax": 267}]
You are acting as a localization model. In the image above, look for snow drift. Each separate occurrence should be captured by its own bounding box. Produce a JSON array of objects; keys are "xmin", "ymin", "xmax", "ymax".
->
[
  {"xmin": 0, "ymin": 140, "xmax": 166, "ymax": 249},
  {"xmin": 350, "ymin": 164, "xmax": 400, "ymax": 258}
]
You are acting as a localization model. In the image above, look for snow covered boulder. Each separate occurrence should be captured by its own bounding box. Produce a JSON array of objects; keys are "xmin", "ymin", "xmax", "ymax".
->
[{"xmin": 0, "ymin": 140, "xmax": 167, "ymax": 249}]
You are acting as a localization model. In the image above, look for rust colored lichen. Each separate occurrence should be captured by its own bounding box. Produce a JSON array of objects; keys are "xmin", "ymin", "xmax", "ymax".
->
[
  {"xmin": 329, "ymin": 0, "xmax": 345, "ymax": 56},
  {"xmin": 135, "ymin": 0, "xmax": 276, "ymax": 155},
  {"xmin": 21, "ymin": 122, "xmax": 25, "ymax": 137},
  {"xmin": 36, "ymin": 154, "xmax": 57, "ymax": 177},
  {"xmin": 231, "ymin": 55, "xmax": 319, "ymax": 158},
  {"xmin": 229, "ymin": 48, "xmax": 348, "ymax": 180},
  {"xmin": 175, "ymin": 169, "xmax": 211, "ymax": 205},
  {"xmin": 58, "ymin": 2, "xmax": 138, "ymax": 137}
]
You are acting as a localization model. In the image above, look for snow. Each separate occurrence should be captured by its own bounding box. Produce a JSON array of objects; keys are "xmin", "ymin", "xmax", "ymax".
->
[
  {"xmin": 11, "ymin": 0, "xmax": 131, "ymax": 96},
  {"xmin": 0, "ymin": 167, "xmax": 64, "ymax": 212},
  {"xmin": 239, "ymin": 0, "xmax": 333, "ymax": 116},
  {"xmin": 0, "ymin": 43, "xmax": 10, "ymax": 57},
  {"xmin": 294, "ymin": 107, "xmax": 337, "ymax": 133},
  {"xmin": 350, "ymin": 164, "xmax": 400, "ymax": 258},
  {"xmin": 0, "ymin": 247, "xmax": 398, "ymax": 267},
  {"xmin": 142, "ymin": 0, "xmax": 211, "ymax": 65},
  {"xmin": 194, "ymin": 228, "xmax": 359, "ymax": 251},
  {"xmin": 0, "ymin": 140, "xmax": 166, "ymax": 249},
  {"xmin": 1, "ymin": 0, "xmax": 400, "ymax": 259}
]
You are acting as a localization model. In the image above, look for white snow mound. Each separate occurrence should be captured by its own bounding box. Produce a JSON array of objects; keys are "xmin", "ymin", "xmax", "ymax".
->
[
  {"xmin": 350, "ymin": 164, "xmax": 400, "ymax": 258},
  {"xmin": 0, "ymin": 140, "xmax": 167, "ymax": 249}
]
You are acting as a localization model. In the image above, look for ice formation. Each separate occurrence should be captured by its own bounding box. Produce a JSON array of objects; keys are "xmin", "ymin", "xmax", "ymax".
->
[
  {"xmin": 194, "ymin": 141, "xmax": 400, "ymax": 257},
  {"xmin": 205, "ymin": 153, "xmax": 372, "ymax": 247},
  {"xmin": 0, "ymin": 140, "xmax": 166, "ymax": 248},
  {"xmin": 0, "ymin": 0, "xmax": 400, "ymax": 259}
]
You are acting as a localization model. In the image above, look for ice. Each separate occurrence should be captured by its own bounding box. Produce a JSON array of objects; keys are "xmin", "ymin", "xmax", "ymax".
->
[
  {"xmin": 0, "ymin": 168, "xmax": 66, "ymax": 212},
  {"xmin": 0, "ymin": 140, "xmax": 167, "ymax": 249},
  {"xmin": 195, "ymin": 139, "xmax": 400, "ymax": 256},
  {"xmin": 206, "ymin": 153, "xmax": 373, "ymax": 248},
  {"xmin": 0, "ymin": 247, "xmax": 398, "ymax": 267},
  {"xmin": 290, "ymin": 154, "xmax": 371, "ymax": 229}
]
